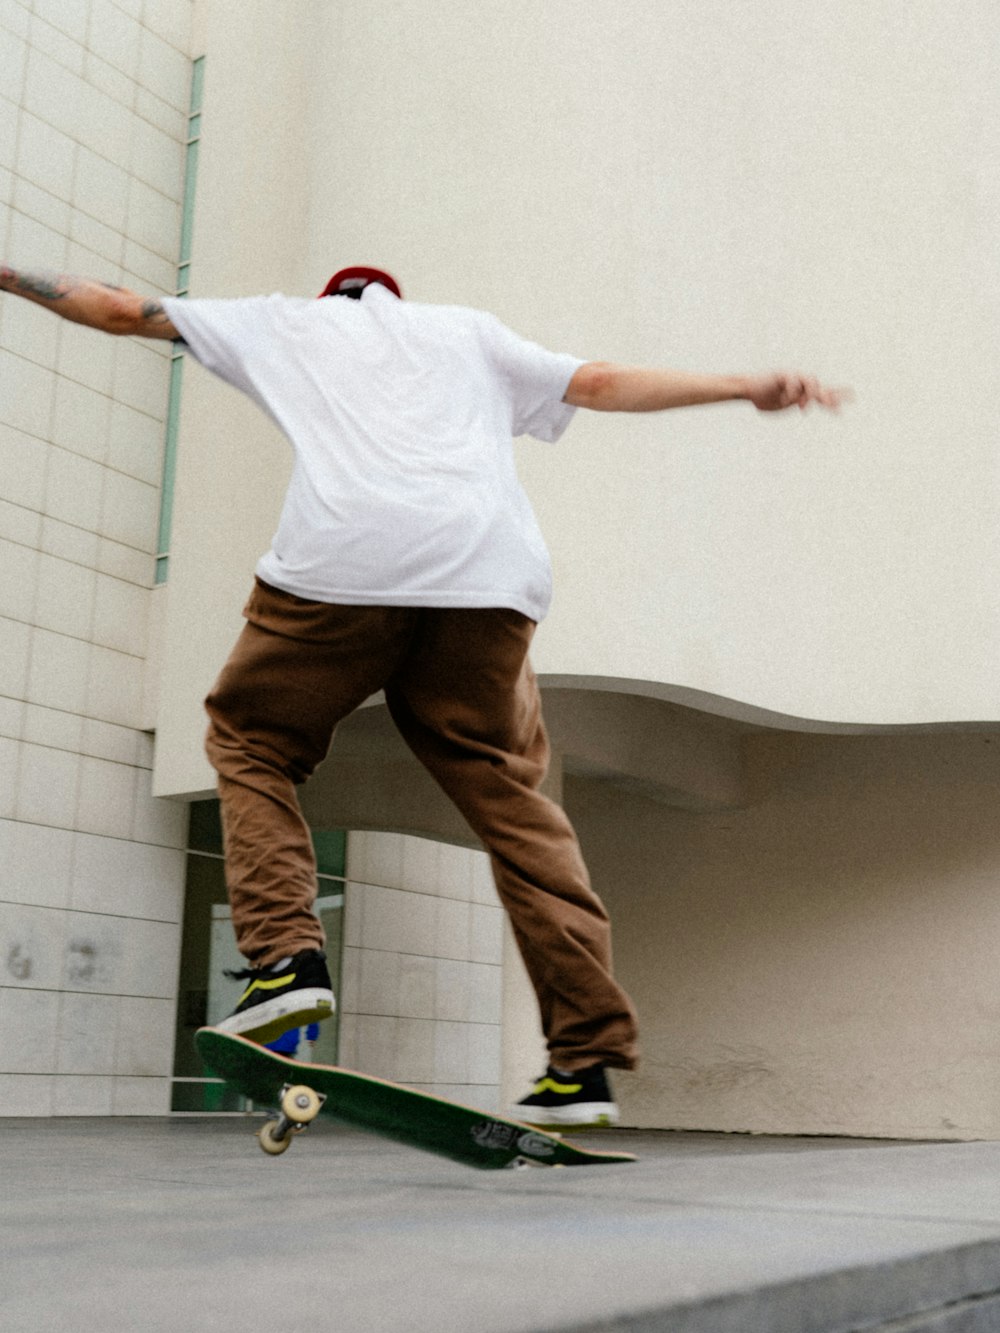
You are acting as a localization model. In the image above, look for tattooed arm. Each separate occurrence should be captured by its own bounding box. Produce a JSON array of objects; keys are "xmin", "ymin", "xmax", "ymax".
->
[{"xmin": 0, "ymin": 266, "xmax": 181, "ymax": 340}]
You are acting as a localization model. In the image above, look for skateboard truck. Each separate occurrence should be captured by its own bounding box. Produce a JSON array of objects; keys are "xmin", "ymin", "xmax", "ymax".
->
[{"xmin": 258, "ymin": 1083, "xmax": 327, "ymax": 1156}]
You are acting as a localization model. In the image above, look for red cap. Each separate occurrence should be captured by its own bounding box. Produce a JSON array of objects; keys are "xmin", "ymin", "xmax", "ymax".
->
[{"xmin": 318, "ymin": 266, "xmax": 402, "ymax": 300}]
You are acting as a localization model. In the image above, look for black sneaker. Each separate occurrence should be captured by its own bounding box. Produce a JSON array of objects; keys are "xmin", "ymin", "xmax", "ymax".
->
[
  {"xmin": 217, "ymin": 949, "xmax": 335, "ymax": 1045},
  {"xmin": 511, "ymin": 1062, "xmax": 619, "ymax": 1127}
]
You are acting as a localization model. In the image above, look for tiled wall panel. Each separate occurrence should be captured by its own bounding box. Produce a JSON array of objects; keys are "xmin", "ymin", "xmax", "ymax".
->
[{"xmin": 0, "ymin": 0, "xmax": 193, "ymax": 1116}]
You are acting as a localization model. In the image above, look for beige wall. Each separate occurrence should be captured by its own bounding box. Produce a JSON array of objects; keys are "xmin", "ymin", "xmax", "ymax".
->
[
  {"xmin": 573, "ymin": 728, "xmax": 1000, "ymax": 1138},
  {"xmin": 153, "ymin": 0, "xmax": 1000, "ymax": 799}
]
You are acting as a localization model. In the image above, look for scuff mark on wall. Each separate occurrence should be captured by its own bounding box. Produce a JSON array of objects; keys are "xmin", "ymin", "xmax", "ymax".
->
[
  {"xmin": 66, "ymin": 939, "xmax": 99, "ymax": 987},
  {"xmin": 6, "ymin": 945, "xmax": 32, "ymax": 981}
]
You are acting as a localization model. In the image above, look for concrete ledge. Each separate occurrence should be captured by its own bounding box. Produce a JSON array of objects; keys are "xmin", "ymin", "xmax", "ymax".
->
[
  {"xmin": 6, "ymin": 1121, "xmax": 1000, "ymax": 1333},
  {"xmin": 581, "ymin": 1248, "xmax": 1000, "ymax": 1332}
]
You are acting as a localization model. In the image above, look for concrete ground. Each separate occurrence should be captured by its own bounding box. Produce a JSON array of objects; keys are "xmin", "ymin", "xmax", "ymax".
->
[{"xmin": 4, "ymin": 1119, "xmax": 1000, "ymax": 1332}]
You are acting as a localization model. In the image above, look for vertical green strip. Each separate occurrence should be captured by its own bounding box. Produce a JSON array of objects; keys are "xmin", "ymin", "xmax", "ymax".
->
[
  {"xmin": 190, "ymin": 52, "xmax": 205, "ymax": 114},
  {"xmin": 178, "ymin": 136, "xmax": 199, "ymax": 278},
  {"xmin": 155, "ymin": 355, "xmax": 184, "ymax": 583},
  {"xmin": 155, "ymin": 55, "xmax": 205, "ymax": 585}
]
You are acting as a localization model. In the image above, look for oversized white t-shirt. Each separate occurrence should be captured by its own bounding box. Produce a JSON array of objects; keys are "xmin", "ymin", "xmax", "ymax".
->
[{"xmin": 163, "ymin": 285, "xmax": 583, "ymax": 621}]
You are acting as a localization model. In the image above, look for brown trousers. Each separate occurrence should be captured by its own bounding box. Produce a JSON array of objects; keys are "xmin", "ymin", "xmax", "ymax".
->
[{"xmin": 204, "ymin": 578, "xmax": 638, "ymax": 1071}]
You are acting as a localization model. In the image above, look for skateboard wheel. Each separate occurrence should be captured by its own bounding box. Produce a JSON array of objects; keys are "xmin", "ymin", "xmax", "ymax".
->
[
  {"xmin": 280, "ymin": 1084, "xmax": 321, "ymax": 1124},
  {"xmin": 258, "ymin": 1119, "xmax": 292, "ymax": 1156}
]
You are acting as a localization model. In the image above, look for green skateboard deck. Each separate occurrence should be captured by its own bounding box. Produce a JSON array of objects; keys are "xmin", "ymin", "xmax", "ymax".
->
[{"xmin": 195, "ymin": 1028, "xmax": 636, "ymax": 1170}]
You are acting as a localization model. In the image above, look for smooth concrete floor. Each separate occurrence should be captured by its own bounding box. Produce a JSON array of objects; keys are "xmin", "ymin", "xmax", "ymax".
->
[{"xmin": 5, "ymin": 1118, "xmax": 1000, "ymax": 1333}]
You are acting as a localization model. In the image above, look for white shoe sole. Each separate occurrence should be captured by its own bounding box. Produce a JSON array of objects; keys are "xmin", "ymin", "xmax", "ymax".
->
[
  {"xmin": 511, "ymin": 1101, "xmax": 620, "ymax": 1128},
  {"xmin": 215, "ymin": 989, "xmax": 336, "ymax": 1045}
]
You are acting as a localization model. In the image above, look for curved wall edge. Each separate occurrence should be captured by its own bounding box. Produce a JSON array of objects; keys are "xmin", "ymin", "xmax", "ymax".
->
[{"xmin": 539, "ymin": 675, "xmax": 1000, "ymax": 736}]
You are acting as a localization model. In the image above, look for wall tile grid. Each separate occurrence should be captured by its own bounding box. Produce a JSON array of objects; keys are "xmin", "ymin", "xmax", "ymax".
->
[
  {"xmin": 341, "ymin": 832, "xmax": 505, "ymax": 1112},
  {"xmin": 0, "ymin": 0, "xmax": 194, "ymax": 1115}
]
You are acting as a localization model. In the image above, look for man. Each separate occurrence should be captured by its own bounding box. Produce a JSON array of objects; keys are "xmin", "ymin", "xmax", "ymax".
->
[{"xmin": 0, "ymin": 262, "xmax": 844, "ymax": 1125}]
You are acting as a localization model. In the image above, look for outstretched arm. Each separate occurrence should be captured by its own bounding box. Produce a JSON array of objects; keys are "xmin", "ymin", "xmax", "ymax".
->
[
  {"xmin": 0, "ymin": 266, "xmax": 180, "ymax": 340},
  {"xmin": 564, "ymin": 362, "xmax": 847, "ymax": 413}
]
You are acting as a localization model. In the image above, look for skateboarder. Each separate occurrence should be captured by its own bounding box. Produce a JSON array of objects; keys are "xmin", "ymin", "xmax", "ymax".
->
[{"xmin": 0, "ymin": 262, "xmax": 845, "ymax": 1125}]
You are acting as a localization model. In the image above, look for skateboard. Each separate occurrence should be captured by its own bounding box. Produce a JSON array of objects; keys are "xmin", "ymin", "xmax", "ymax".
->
[{"xmin": 195, "ymin": 1028, "xmax": 637, "ymax": 1170}]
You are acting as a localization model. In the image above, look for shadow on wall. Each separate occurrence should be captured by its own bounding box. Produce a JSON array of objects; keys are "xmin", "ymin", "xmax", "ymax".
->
[
  {"xmin": 570, "ymin": 729, "xmax": 1000, "ymax": 1139},
  {"xmin": 288, "ymin": 681, "xmax": 1000, "ymax": 1138}
]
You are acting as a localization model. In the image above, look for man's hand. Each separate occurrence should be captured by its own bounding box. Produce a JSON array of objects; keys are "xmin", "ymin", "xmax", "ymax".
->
[
  {"xmin": 742, "ymin": 371, "xmax": 847, "ymax": 413},
  {"xmin": 0, "ymin": 266, "xmax": 180, "ymax": 340}
]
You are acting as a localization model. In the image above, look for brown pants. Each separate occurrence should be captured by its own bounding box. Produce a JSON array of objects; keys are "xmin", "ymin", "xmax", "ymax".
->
[{"xmin": 204, "ymin": 578, "xmax": 638, "ymax": 1071}]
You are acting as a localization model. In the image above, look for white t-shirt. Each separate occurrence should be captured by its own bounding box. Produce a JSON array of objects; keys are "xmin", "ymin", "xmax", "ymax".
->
[{"xmin": 163, "ymin": 285, "xmax": 583, "ymax": 621}]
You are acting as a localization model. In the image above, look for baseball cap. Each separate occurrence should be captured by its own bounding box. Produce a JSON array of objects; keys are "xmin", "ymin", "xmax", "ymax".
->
[{"xmin": 318, "ymin": 266, "xmax": 402, "ymax": 299}]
